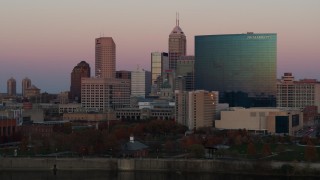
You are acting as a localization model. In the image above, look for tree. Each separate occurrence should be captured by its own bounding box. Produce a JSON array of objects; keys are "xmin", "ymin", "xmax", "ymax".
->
[
  {"xmin": 275, "ymin": 143, "xmax": 285, "ymax": 153},
  {"xmin": 181, "ymin": 136, "xmax": 200, "ymax": 149},
  {"xmin": 305, "ymin": 140, "xmax": 317, "ymax": 161},
  {"xmin": 234, "ymin": 135, "xmax": 242, "ymax": 145},
  {"xmin": 247, "ymin": 142, "xmax": 256, "ymax": 156},
  {"xmin": 188, "ymin": 144, "xmax": 205, "ymax": 158},
  {"xmin": 164, "ymin": 140, "xmax": 175, "ymax": 153},
  {"xmin": 262, "ymin": 143, "xmax": 272, "ymax": 157}
]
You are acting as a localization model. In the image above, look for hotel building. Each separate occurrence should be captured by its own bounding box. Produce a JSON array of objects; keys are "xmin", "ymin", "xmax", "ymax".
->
[{"xmin": 195, "ymin": 33, "xmax": 277, "ymax": 107}]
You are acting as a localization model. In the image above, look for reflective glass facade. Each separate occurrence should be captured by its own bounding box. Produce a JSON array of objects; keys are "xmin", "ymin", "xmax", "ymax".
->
[
  {"xmin": 151, "ymin": 52, "xmax": 168, "ymax": 86},
  {"xmin": 195, "ymin": 33, "xmax": 277, "ymax": 107}
]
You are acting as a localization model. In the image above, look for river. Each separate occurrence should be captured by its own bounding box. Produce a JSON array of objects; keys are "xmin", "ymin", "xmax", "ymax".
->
[{"xmin": 0, "ymin": 171, "xmax": 318, "ymax": 180}]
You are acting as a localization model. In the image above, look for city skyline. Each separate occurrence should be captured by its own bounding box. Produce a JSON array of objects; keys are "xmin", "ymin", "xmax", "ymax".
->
[{"xmin": 0, "ymin": 0, "xmax": 319, "ymax": 93}]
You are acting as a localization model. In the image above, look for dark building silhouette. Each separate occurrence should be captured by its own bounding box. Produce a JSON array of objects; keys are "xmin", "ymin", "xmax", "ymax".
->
[{"xmin": 70, "ymin": 61, "xmax": 91, "ymax": 102}]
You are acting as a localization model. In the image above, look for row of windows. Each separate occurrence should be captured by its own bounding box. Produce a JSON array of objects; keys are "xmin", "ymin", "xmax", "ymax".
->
[{"xmin": 0, "ymin": 126, "xmax": 16, "ymax": 136}]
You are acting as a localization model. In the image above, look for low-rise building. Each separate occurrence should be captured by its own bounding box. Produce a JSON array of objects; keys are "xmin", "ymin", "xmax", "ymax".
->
[
  {"xmin": 121, "ymin": 136, "xmax": 148, "ymax": 158},
  {"xmin": 0, "ymin": 117, "xmax": 17, "ymax": 137},
  {"xmin": 115, "ymin": 107, "xmax": 174, "ymax": 120},
  {"xmin": 215, "ymin": 107, "xmax": 303, "ymax": 135},
  {"xmin": 59, "ymin": 103, "xmax": 82, "ymax": 114},
  {"xmin": 63, "ymin": 112, "xmax": 116, "ymax": 121}
]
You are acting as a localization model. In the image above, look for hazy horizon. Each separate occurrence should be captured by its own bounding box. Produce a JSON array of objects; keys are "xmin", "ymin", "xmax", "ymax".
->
[{"xmin": 1, "ymin": 0, "xmax": 319, "ymax": 93}]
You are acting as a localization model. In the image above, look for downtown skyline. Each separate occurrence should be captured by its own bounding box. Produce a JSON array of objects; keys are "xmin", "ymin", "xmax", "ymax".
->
[{"xmin": 0, "ymin": 0, "xmax": 320, "ymax": 93}]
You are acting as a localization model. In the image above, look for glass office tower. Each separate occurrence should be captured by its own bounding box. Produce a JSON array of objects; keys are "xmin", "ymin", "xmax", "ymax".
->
[
  {"xmin": 151, "ymin": 52, "xmax": 169, "ymax": 86},
  {"xmin": 195, "ymin": 33, "xmax": 277, "ymax": 107}
]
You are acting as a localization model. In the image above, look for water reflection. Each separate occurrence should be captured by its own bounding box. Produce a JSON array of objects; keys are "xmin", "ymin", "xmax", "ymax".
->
[{"xmin": 0, "ymin": 171, "xmax": 318, "ymax": 180}]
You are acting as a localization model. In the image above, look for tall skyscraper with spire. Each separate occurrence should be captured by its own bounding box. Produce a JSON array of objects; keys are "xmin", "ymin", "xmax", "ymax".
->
[
  {"xmin": 168, "ymin": 13, "xmax": 186, "ymax": 70},
  {"xmin": 95, "ymin": 37, "xmax": 116, "ymax": 78}
]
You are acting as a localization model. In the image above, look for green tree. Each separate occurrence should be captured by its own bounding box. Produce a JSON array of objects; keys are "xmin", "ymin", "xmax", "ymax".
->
[
  {"xmin": 305, "ymin": 140, "xmax": 317, "ymax": 161},
  {"xmin": 188, "ymin": 144, "xmax": 205, "ymax": 158},
  {"xmin": 262, "ymin": 143, "xmax": 272, "ymax": 157},
  {"xmin": 247, "ymin": 142, "xmax": 256, "ymax": 156}
]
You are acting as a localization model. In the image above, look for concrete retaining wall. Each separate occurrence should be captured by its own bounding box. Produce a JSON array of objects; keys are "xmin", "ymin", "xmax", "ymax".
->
[{"xmin": 1, "ymin": 158, "xmax": 320, "ymax": 173}]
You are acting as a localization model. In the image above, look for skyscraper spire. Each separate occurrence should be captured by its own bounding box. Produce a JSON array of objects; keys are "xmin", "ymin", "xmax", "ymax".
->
[
  {"xmin": 175, "ymin": 12, "xmax": 180, "ymax": 26},
  {"xmin": 178, "ymin": 12, "xmax": 179, "ymax": 26},
  {"xmin": 176, "ymin": 12, "xmax": 178, "ymax": 26},
  {"xmin": 169, "ymin": 13, "xmax": 186, "ymax": 70}
]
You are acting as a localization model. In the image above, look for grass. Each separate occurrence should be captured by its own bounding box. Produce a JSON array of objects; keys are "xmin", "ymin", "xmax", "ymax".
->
[{"xmin": 226, "ymin": 143, "xmax": 320, "ymax": 162}]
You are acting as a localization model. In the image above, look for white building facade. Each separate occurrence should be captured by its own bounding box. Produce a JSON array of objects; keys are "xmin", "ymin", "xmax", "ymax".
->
[{"xmin": 277, "ymin": 73, "xmax": 320, "ymax": 111}]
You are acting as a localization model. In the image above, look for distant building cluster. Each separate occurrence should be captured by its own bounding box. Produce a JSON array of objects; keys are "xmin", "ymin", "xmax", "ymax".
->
[{"xmin": 2, "ymin": 15, "xmax": 320, "ymax": 139}]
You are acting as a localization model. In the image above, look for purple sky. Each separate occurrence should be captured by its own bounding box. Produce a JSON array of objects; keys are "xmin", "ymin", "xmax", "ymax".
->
[{"xmin": 0, "ymin": 0, "xmax": 320, "ymax": 93}]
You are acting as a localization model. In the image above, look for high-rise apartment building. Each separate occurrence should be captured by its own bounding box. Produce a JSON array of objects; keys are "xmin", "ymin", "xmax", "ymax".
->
[
  {"xmin": 175, "ymin": 90, "xmax": 216, "ymax": 130},
  {"xmin": 277, "ymin": 73, "xmax": 320, "ymax": 111},
  {"xmin": 168, "ymin": 17, "xmax": 186, "ymax": 70},
  {"xmin": 22, "ymin": 77, "xmax": 31, "ymax": 97},
  {"xmin": 70, "ymin": 61, "xmax": 91, "ymax": 102},
  {"xmin": 195, "ymin": 33, "xmax": 277, "ymax": 107},
  {"xmin": 95, "ymin": 37, "xmax": 116, "ymax": 78},
  {"xmin": 7, "ymin": 77, "xmax": 16, "ymax": 96},
  {"xmin": 131, "ymin": 68, "xmax": 151, "ymax": 98},
  {"xmin": 176, "ymin": 55, "xmax": 194, "ymax": 91},
  {"xmin": 81, "ymin": 78, "xmax": 130, "ymax": 112},
  {"xmin": 151, "ymin": 52, "xmax": 169, "ymax": 94}
]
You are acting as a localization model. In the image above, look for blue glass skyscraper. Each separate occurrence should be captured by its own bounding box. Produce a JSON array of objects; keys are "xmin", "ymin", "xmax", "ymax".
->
[{"xmin": 195, "ymin": 33, "xmax": 277, "ymax": 107}]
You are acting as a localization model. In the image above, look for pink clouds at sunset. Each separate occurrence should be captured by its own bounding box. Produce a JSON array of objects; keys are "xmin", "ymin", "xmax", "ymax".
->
[{"xmin": 0, "ymin": 0, "xmax": 320, "ymax": 93}]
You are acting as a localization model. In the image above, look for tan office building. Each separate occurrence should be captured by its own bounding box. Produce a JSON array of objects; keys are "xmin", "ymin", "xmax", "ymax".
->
[
  {"xmin": 175, "ymin": 90, "xmax": 216, "ymax": 130},
  {"xmin": 215, "ymin": 107, "xmax": 303, "ymax": 135},
  {"xmin": 95, "ymin": 37, "xmax": 116, "ymax": 78}
]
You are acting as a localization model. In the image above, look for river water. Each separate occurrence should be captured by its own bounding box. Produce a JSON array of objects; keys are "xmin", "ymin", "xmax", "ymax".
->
[{"xmin": 0, "ymin": 171, "xmax": 319, "ymax": 180}]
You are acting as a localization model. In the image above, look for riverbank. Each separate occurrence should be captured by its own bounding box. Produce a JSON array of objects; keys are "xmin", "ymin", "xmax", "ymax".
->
[{"xmin": 1, "ymin": 158, "xmax": 320, "ymax": 176}]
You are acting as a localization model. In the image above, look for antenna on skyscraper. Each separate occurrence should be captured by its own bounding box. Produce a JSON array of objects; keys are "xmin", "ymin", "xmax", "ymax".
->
[
  {"xmin": 176, "ymin": 12, "xmax": 178, "ymax": 26},
  {"xmin": 178, "ymin": 12, "xmax": 179, "ymax": 26}
]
